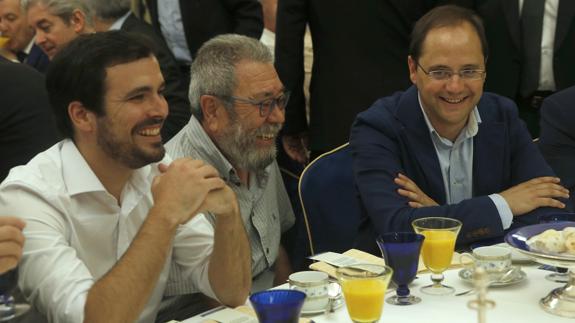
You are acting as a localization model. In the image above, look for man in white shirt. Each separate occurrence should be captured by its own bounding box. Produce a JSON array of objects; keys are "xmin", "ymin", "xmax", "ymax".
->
[{"xmin": 0, "ymin": 31, "xmax": 250, "ymax": 323}]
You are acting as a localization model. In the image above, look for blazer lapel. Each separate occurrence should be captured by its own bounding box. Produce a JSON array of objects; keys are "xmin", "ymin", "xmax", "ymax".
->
[
  {"xmin": 554, "ymin": 0, "xmax": 575, "ymax": 51},
  {"xmin": 501, "ymin": 0, "xmax": 521, "ymax": 51},
  {"xmin": 396, "ymin": 86, "xmax": 447, "ymax": 204},
  {"xmin": 473, "ymin": 111, "xmax": 505, "ymax": 197}
]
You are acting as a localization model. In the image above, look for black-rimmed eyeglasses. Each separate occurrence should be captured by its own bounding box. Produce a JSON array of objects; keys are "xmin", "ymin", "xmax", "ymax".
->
[
  {"xmin": 218, "ymin": 91, "xmax": 291, "ymax": 118},
  {"xmin": 416, "ymin": 61, "xmax": 486, "ymax": 81}
]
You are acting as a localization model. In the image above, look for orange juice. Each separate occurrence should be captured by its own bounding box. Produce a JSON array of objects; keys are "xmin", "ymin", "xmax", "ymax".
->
[
  {"xmin": 421, "ymin": 230, "xmax": 456, "ymax": 273},
  {"xmin": 341, "ymin": 279, "xmax": 388, "ymax": 322},
  {"xmin": 0, "ymin": 36, "xmax": 9, "ymax": 48}
]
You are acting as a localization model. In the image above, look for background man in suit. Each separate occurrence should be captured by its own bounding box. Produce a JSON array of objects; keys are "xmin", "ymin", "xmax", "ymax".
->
[
  {"xmin": 0, "ymin": 60, "xmax": 60, "ymax": 181},
  {"xmin": 145, "ymin": 0, "xmax": 263, "ymax": 86},
  {"xmin": 538, "ymin": 85, "xmax": 575, "ymax": 207},
  {"xmin": 88, "ymin": 0, "xmax": 191, "ymax": 141},
  {"xmin": 350, "ymin": 5, "xmax": 569, "ymax": 254},
  {"xmin": 275, "ymin": 0, "xmax": 472, "ymax": 163},
  {"xmin": 0, "ymin": 0, "xmax": 48, "ymax": 72},
  {"xmin": 22, "ymin": 0, "xmax": 95, "ymax": 59},
  {"xmin": 474, "ymin": 0, "xmax": 575, "ymax": 137}
]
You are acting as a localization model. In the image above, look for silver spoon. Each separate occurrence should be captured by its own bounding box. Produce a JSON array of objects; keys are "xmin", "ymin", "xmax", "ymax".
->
[
  {"xmin": 455, "ymin": 267, "xmax": 519, "ymax": 297},
  {"xmin": 324, "ymin": 282, "xmax": 342, "ymax": 314}
]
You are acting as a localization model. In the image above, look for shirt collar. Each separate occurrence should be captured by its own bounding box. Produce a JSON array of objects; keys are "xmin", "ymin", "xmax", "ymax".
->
[
  {"xmin": 417, "ymin": 92, "xmax": 482, "ymax": 141},
  {"xmin": 61, "ymin": 139, "xmax": 162, "ymax": 196},
  {"xmin": 23, "ymin": 39, "xmax": 34, "ymax": 55},
  {"xmin": 108, "ymin": 11, "xmax": 131, "ymax": 30},
  {"xmin": 61, "ymin": 140, "xmax": 108, "ymax": 195}
]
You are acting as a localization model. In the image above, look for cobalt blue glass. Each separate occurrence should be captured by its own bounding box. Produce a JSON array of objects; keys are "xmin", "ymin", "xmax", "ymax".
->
[
  {"xmin": 0, "ymin": 268, "xmax": 17, "ymax": 321},
  {"xmin": 250, "ymin": 289, "xmax": 306, "ymax": 323},
  {"xmin": 377, "ymin": 232, "xmax": 424, "ymax": 305},
  {"xmin": 538, "ymin": 213, "xmax": 575, "ymax": 283}
]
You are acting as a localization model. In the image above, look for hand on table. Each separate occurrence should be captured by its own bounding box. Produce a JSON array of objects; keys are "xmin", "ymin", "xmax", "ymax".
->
[{"xmin": 500, "ymin": 176, "xmax": 569, "ymax": 216}]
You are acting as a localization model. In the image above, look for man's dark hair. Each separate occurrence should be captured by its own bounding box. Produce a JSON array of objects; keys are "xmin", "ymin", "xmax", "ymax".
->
[
  {"xmin": 409, "ymin": 5, "xmax": 489, "ymax": 62},
  {"xmin": 46, "ymin": 30, "xmax": 155, "ymax": 138}
]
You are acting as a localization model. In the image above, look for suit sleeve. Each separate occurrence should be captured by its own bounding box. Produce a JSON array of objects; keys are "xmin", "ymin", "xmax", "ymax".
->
[
  {"xmin": 222, "ymin": 0, "xmax": 264, "ymax": 38},
  {"xmin": 274, "ymin": 0, "xmax": 309, "ymax": 136}
]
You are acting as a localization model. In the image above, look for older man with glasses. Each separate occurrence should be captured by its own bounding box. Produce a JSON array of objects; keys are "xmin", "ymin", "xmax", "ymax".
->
[
  {"xmin": 350, "ymin": 5, "xmax": 571, "ymax": 255},
  {"xmin": 165, "ymin": 34, "xmax": 294, "ymax": 302}
]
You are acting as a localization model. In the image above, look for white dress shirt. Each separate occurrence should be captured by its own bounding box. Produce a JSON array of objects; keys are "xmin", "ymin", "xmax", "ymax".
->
[
  {"xmin": 418, "ymin": 95, "xmax": 514, "ymax": 229},
  {"xmin": 0, "ymin": 140, "xmax": 216, "ymax": 323},
  {"xmin": 519, "ymin": 0, "xmax": 559, "ymax": 91},
  {"xmin": 158, "ymin": 0, "xmax": 192, "ymax": 63}
]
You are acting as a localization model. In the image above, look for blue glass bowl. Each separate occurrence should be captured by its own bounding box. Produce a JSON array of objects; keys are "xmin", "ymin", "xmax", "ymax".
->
[{"xmin": 250, "ymin": 289, "xmax": 306, "ymax": 323}]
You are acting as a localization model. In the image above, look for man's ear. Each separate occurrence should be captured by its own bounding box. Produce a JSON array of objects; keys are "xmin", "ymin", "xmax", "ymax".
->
[
  {"xmin": 407, "ymin": 55, "xmax": 418, "ymax": 85},
  {"xmin": 200, "ymin": 95, "xmax": 222, "ymax": 133},
  {"xmin": 70, "ymin": 9, "xmax": 87, "ymax": 33},
  {"xmin": 68, "ymin": 101, "xmax": 96, "ymax": 134}
]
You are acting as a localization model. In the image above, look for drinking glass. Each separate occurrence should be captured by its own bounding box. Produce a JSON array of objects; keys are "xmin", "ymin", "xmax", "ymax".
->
[
  {"xmin": 539, "ymin": 212, "xmax": 575, "ymax": 283},
  {"xmin": 0, "ymin": 268, "xmax": 17, "ymax": 321},
  {"xmin": 337, "ymin": 264, "xmax": 393, "ymax": 323},
  {"xmin": 412, "ymin": 217, "xmax": 462, "ymax": 295},
  {"xmin": 377, "ymin": 232, "xmax": 424, "ymax": 305},
  {"xmin": 0, "ymin": 35, "xmax": 9, "ymax": 48},
  {"xmin": 250, "ymin": 289, "xmax": 306, "ymax": 323}
]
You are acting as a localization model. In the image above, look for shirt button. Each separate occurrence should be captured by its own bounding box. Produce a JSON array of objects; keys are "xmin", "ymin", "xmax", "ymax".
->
[{"xmin": 266, "ymin": 248, "xmax": 270, "ymax": 254}]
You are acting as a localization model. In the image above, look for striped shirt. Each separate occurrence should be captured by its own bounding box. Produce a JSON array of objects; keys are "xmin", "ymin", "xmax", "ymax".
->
[{"xmin": 165, "ymin": 116, "xmax": 295, "ymax": 291}]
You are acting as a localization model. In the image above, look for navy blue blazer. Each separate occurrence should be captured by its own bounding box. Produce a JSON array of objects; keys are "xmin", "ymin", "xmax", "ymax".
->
[
  {"xmin": 539, "ymin": 86, "xmax": 575, "ymax": 207},
  {"xmin": 350, "ymin": 86, "xmax": 567, "ymax": 252}
]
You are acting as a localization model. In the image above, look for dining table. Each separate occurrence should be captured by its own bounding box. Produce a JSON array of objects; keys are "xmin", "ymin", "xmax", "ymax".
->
[{"xmin": 294, "ymin": 265, "xmax": 572, "ymax": 323}]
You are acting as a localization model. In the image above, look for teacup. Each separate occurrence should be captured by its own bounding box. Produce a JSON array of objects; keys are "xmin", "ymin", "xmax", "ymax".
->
[
  {"xmin": 288, "ymin": 271, "xmax": 329, "ymax": 312},
  {"xmin": 460, "ymin": 246, "xmax": 512, "ymax": 278}
]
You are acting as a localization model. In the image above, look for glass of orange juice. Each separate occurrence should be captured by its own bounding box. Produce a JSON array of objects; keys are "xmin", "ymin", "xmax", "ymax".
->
[
  {"xmin": 337, "ymin": 264, "xmax": 393, "ymax": 323},
  {"xmin": 412, "ymin": 217, "xmax": 462, "ymax": 295},
  {"xmin": 0, "ymin": 35, "xmax": 10, "ymax": 48}
]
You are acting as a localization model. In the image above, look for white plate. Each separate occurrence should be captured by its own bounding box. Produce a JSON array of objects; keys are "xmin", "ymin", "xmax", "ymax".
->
[
  {"xmin": 492, "ymin": 243, "xmax": 534, "ymax": 263},
  {"xmin": 458, "ymin": 267, "xmax": 527, "ymax": 287}
]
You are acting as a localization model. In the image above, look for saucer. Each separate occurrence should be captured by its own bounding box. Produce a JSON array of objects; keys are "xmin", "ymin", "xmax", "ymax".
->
[
  {"xmin": 300, "ymin": 297, "xmax": 344, "ymax": 316},
  {"xmin": 458, "ymin": 267, "xmax": 527, "ymax": 287}
]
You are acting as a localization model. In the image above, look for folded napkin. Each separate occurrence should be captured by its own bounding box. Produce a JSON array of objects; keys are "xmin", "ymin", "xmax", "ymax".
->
[{"xmin": 309, "ymin": 249, "xmax": 462, "ymax": 278}]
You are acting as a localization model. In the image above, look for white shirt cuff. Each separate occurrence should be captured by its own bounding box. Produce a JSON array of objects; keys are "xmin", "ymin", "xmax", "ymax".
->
[{"xmin": 488, "ymin": 194, "xmax": 513, "ymax": 229}]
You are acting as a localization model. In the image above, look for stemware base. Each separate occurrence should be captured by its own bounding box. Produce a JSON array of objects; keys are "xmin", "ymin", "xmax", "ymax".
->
[
  {"xmin": 0, "ymin": 295, "xmax": 15, "ymax": 322},
  {"xmin": 540, "ymin": 281, "xmax": 575, "ymax": 318},
  {"xmin": 420, "ymin": 283, "xmax": 455, "ymax": 296},
  {"xmin": 386, "ymin": 294, "xmax": 421, "ymax": 305}
]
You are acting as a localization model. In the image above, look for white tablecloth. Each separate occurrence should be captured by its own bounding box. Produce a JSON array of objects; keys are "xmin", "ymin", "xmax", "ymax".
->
[{"xmin": 302, "ymin": 265, "xmax": 572, "ymax": 323}]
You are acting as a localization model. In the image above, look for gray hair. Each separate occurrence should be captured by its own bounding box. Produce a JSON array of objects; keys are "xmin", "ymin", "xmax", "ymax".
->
[
  {"xmin": 188, "ymin": 34, "xmax": 273, "ymax": 120},
  {"xmin": 21, "ymin": 0, "xmax": 94, "ymax": 27},
  {"xmin": 84, "ymin": 0, "xmax": 130, "ymax": 20}
]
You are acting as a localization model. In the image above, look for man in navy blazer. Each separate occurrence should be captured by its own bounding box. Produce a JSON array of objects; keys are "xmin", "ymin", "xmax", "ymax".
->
[
  {"xmin": 350, "ymin": 5, "xmax": 570, "ymax": 253},
  {"xmin": 539, "ymin": 86, "xmax": 575, "ymax": 208}
]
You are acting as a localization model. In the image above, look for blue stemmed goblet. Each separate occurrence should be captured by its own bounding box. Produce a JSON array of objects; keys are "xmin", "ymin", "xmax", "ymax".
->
[
  {"xmin": 377, "ymin": 232, "xmax": 425, "ymax": 305},
  {"xmin": 0, "ymin": 268, "xmax": 17, "ymax": 321}
]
